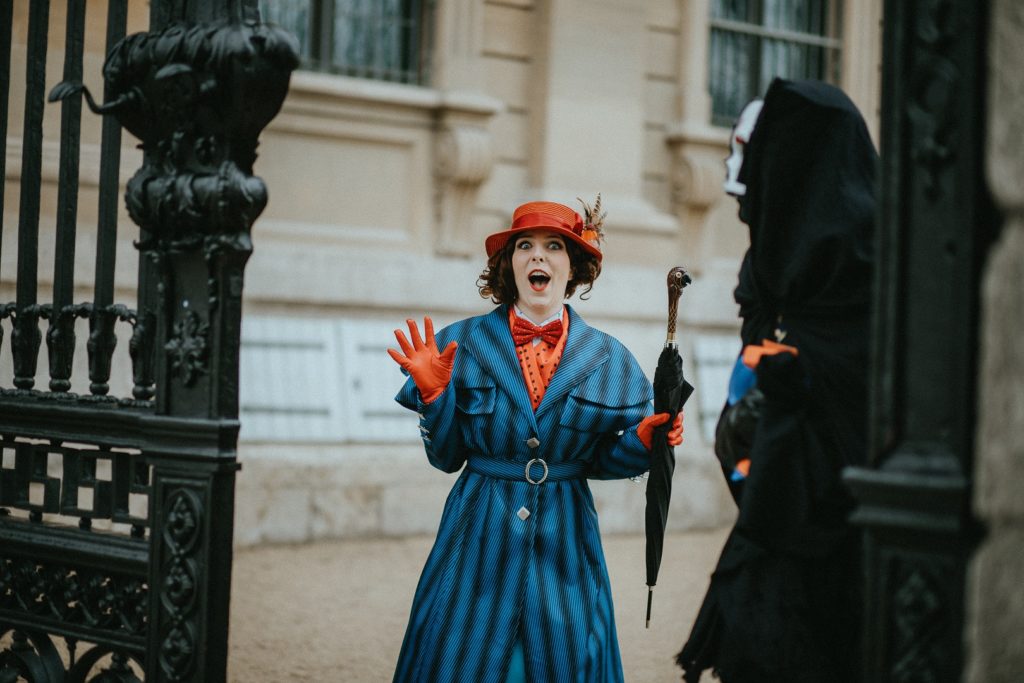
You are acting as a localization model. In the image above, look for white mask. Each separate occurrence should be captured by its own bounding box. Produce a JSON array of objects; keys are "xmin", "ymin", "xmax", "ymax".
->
[{"xmin": 723, "ymin": 99, "xmax": 764, "ymax": 197}]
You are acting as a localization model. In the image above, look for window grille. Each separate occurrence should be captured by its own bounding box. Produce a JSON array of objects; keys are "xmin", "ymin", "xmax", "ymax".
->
[
  {"xmin": 259, "ymin": 0, "xmax": 436, "ymax": 85},
  {"xmin": 709, "ymin": 0, "xmax": 842, "ymax": 126}
]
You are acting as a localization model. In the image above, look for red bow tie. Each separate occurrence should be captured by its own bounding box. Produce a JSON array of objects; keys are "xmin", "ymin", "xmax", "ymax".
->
[{"xmin": 512, "ymin": 316, "xmax": 563, "ymax": 347}]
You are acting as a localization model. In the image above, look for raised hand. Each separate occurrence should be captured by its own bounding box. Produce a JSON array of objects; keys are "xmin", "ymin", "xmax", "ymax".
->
[{"xmin": 387, "ymin": 317, "xmax": 458, "ymax": 404}]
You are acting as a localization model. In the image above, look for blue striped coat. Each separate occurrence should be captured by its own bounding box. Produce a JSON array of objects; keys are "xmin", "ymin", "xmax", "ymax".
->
[{"xmin": 393, "ymin": 305, "xmax": 654, "ymax": 682}]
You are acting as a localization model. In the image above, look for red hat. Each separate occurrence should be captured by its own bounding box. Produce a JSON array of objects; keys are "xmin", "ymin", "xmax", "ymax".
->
[{"xmin": 485, "ymin": 201, "xmax": 603, "ymax": 261}]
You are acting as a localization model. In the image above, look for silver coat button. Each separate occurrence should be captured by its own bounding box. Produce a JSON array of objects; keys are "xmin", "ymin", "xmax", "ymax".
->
[{"xmin": 526, "ymin": 437, "xmax": 540, "ymax": 449}]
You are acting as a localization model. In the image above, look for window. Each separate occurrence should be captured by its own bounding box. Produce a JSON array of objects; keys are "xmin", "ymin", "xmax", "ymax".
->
[
  {"xmin": 708, "ymin": 0, "xmax": 842, "ymax": 126},
  {"xmin": 259, "ymin": 0, "xmax": 436, "ymax": 85}
]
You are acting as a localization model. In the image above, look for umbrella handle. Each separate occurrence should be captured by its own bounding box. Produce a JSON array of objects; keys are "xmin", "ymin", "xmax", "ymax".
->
[{"xmin": 665, "ymin": 267, "xmax": 692, "ymax": 348}]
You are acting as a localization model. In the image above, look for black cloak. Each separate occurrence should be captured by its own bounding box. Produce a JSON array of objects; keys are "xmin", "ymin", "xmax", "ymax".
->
[{"xmin": 677, "ymin": 78, "xmax": 877, "ymax": 683}]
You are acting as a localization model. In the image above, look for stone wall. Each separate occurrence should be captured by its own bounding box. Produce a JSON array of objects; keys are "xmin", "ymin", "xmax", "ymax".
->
[{"xmin": 965, "ymin": 1, "xmax": 1024, "ymax": 679}]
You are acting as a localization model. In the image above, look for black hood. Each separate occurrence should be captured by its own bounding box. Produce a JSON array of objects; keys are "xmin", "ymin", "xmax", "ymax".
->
[
  {"xmin": 737, "ymin": 78, "xmax": 877, "ymax": 323},
  {"xmin": 733, "ymin": 78, "xmax": 879, "ymax": 475}
]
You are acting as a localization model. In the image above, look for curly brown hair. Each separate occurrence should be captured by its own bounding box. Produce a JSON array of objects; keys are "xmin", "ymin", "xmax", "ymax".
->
[{"xmin": 477, "ymin": 237, "xmax": 602, "ymax": 304}]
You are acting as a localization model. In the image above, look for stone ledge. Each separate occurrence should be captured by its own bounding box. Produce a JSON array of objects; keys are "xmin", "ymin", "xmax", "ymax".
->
[{"xmin": 233, "ymin": 446, "xmax": 735, "ymax": 546}]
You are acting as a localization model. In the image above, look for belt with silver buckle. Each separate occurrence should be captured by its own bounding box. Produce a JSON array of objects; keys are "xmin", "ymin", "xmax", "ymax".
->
[{"xmin": 465, "ymin": 456, "xmax": 587, "ymax": 484}]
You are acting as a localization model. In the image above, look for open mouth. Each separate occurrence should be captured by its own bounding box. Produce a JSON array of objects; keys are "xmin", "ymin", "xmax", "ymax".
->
[{"xmin": 527, "ymin": 270, "xmax": 551, "ymax": 292}]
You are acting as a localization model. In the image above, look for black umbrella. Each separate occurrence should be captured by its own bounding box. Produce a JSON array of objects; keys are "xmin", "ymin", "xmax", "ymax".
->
[{"xmin": 645, "ymin": 267, "xmax": 694, "ymax": 627}]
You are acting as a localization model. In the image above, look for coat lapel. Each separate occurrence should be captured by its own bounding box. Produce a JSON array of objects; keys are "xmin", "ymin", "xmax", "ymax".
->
[
  {"xmin": 535, "ymin": 305, "xmax": 609, "ymax": 419},
  {"xmin": 461, "ymin": 306, "xmax": 539, "ymax": 434}
]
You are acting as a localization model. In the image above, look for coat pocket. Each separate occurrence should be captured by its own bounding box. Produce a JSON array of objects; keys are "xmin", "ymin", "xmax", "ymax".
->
[
  {"xmin": 456, "ymin": 385, "xmax": 496, "ymax": 415},
  {"xmin": 560, "ymin": 395, "xmax": 633, "ymax": 434},
  {"xmin": 560, "ymin": 380, "xmax": 644, "ymax": 434},
  {"xmin": 453, "ymin": 359, "xmax": 496, "ymax": 415}
]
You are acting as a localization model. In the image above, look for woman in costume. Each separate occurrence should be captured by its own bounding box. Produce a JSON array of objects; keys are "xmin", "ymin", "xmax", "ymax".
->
[
  {"xmin": 388, "ymin": 199, "xmax": 683, "ymax": 683},
  {"xmin": 677, "ymin": 79, "xmax": 877, "ymax": 682}
]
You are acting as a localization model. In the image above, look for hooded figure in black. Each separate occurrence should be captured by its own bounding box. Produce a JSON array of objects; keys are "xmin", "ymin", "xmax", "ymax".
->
[{"xmin": 677, "ymin": 79, "xmax": 876, "ymax": 682}]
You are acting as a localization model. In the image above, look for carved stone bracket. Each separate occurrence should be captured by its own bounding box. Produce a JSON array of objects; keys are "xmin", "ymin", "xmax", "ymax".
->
[
  {"xmin": 671, "ymin": 150, "xmax": 726, "ymax": 215},
  {"xmin": 665, "ymin": 123, "xmax": 732, "ymax": 274},
  {"xmin": 436, "ymin": 125, "xmax": 493, "ymax": 186},
  {"xmin": 431, "ymin": 91, "xmax": 501, "ymax": 258},
  {"xmin": 434, "ymin": 123, "xmax": 494, "ymax": 257}
]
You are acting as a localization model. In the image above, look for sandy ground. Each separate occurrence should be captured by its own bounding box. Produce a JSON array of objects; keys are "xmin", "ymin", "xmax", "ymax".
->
[{"xmin": 228, "ymin": 527, "xmax": 729, "ymax": 682}]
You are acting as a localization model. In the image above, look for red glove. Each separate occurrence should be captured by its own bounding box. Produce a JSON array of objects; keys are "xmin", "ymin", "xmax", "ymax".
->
[
  {"xmin": 387, "ymin": 317, "xmax": 458, "ymax": 404},
  {"xmin": 637, "ymin": 411, "xmax": 684, "ymax": 451},
  {"xmin": 742, "ymin": 338, "xmax": 798, "ymax": 369}
]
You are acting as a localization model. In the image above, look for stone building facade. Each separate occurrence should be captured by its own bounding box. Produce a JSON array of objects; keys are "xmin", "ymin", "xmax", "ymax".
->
[
  {"xmin": 2, "ymin": 0, "xmax": 884, "ymax": 544},
  {"xmin": 231, "ymin": 0, "xmax": 885, "ymax": 544},
  {"xmin": 966, "ymin": 1, "xmax": 1024, "ymax": 678},
  {"xmin": 3, "ymin": 2, "xmax": 1022, "ymax": 677}
]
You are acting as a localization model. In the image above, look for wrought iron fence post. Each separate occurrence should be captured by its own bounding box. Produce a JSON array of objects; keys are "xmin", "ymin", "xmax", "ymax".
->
[
  {"xmin": 843, "ymin": 1, "xmax": 997, "ymax": 680},
  {"xmin": 79, "ymin": 1, "xmax": 300, "ymax": 679}
]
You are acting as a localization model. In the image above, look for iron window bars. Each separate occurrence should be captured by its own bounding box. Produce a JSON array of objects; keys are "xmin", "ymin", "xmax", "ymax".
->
[
  {"xmin": 260, "ymin": 0, "xmax": 436, "ymax": 85},
  {"xmin": 709, "ymin": 0, "xmax": 843, "ymax": 127}
]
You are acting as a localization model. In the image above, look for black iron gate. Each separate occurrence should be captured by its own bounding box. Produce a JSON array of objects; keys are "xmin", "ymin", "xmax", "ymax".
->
[
  {"xmin": 0, "ymin": 1, "xmax": 297, "ymax": 680},
  {"xmin": 845, "ymin": 1, "xmax": 997, "ymax": 680}
]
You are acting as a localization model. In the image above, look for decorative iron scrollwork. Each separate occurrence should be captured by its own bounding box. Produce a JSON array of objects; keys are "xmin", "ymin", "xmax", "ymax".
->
[
  {"xmin": 0, "ymin": 629, "xmax": 64, "ymax": 682},
  {"xmin": 2, "ymin": 301, "xmax": 153, "ymax": 405},
  {"xmin": 0, "ymin": 303, "xmax": 14, "ymax": 356},
  {"xmin": 49, "ymin": 20, "xmax": 299, "ymax": 254},
  {"xmin": 157, "ymin": 489, "xmax": 203, "ymax": 681},
  {"xmin": 888, "ymin": 557, "xmax": 948, "ymax": 682},
  {"xmin": 41, "ymin": 303, "xmax": 90, "ymax": 393},
  {"xmin": 48, "ymin": 17, "xmax": 298, "ymax": 414},
  {"xmin": 68, "ymin": 649, "xmax": 143, "ymax": 683},
  {"xmin": 0, "ymin": 559, "xmax": 148, "ymax": 637},
  {"xmin": 129, "ymin": 308, "xmax": 157, "ymax": 401},
  {"xmin": 87, "ymin": 304, "xmax": 137, "ymax": 397},
  {"xmin": 159, "ymin": 624, "xmax": 195, "ymax": 680},
  {"xmin": 165, "ymin": 495, "xmax": 199, "ymax": 549},
  {"xmin": 9, "ymin": 304, "xmax": 44, "ymax": 391},
  {"xmin": 907, "ymin": 0, "xmax": 960, "ymax": 199},
  {"xmin": 0, "ymin": 629, "xmax": 143, "ymax": 683},
  {"xmin": 164, "ymin": 311, "xmax": 210, "ymax": 388}
]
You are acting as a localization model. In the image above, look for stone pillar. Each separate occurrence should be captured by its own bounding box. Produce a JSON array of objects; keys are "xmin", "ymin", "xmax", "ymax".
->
[
  {"xmin": 528, "ymin": 0, "xmax": 675, "ymax": 235},
  {"xmin": 665, "ymin": 0, "xmax": 728, "ymax": 279},
  {"xmin": 966, "ymin": 2, "xmax": 1024, "ymax": 680},
  {"xmin": 665, "ymin": 0, "xmax": 752, "ymax": 321},
  {"xmin": 841, "ymin": 0, "xmax": 884, "ymax": 145},
  {"xmin": 431, "ymin": 0, "xmax": 500, "ymax": 257}
]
